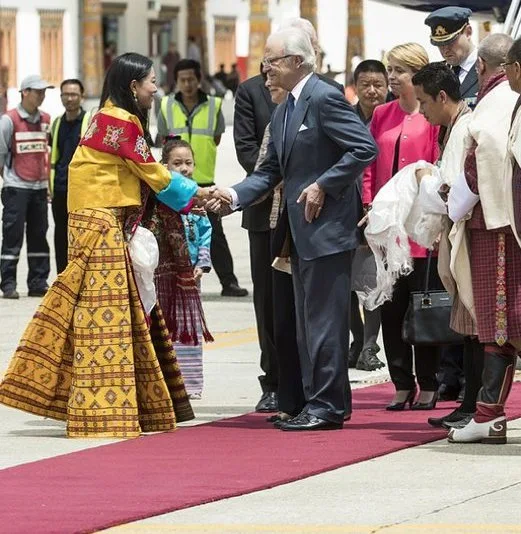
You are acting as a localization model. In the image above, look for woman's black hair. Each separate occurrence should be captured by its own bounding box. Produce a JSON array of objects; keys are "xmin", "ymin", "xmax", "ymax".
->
[
  {"xmin": 99, "ymin": 52, "xmax": 153, "ymax": 139},
  {"xmin": 161, "ymin": 136, "xmax": 195, "ymax": 164}
]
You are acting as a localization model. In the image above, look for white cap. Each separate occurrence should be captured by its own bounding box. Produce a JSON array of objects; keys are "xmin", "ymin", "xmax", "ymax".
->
[{"xmin": 20, "ymin": 75, "xmax": 54, "ymax": 91}]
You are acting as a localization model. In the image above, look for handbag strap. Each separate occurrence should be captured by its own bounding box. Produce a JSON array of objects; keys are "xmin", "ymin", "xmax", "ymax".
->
[{"xmin": 423, "ymin": 249, "xmax": 433, "ymax": 296}]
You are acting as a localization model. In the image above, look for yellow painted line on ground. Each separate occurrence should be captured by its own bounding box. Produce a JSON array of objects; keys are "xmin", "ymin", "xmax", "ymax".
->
[
  {"xmin": 107, "ymin": 524, "xmax": 521, "ymax": 533},
  {"xmin": 205, "ymin": 326, "xmax": 258, "ymax": 351}
]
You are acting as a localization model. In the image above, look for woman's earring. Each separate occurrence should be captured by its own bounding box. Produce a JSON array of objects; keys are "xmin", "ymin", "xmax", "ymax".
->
[{"xmin": 132, "ymin": 91, "xmax": 138, "ymax": 102}]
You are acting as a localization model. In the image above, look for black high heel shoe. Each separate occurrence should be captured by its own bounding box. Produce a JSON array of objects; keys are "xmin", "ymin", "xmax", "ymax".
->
[
  {"xmin": 386, "ymin": 389, "xmax": 416, "ymax": 411},
  {"xmin": 411, "ymin": 391, "xmax": 438, "ymax": 410}
]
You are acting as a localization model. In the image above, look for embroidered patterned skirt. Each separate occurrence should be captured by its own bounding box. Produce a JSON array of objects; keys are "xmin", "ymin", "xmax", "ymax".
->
[
  {"xmin": 0, "ymin": 208, "xmax": 194, "ymax": 438},
  {"xmin": 470, "ymin": 229, "xmax": 521, "ymax": 344}
]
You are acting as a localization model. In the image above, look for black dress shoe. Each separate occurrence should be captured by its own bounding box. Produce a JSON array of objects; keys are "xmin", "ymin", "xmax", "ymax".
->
[
  {"xmin": 347, "ymin": 342, "xmax": 362, "ymax": 368},
  {"xmin": 428, "ymin": 409, "xmax": 472, "ymax": 428},
  {"xmin": 280, "ymin": 412, "xmax": 343, "ymax": 431},
  {"xmin": 437, "ymin": 383, "xmax": 460, "ymax": 401},
  {"xmin": 28, "ymin": 287, "xmax": 48, "ymax": 297},
  {"xmin": 221, "ymin": 283, "xmax": 248, "ymax": 297},
  {"xmin": 255, "ymin": 391, "xmax": 278, "ymax": 412},
  {"xmin": 442, "ymin": 413, "xmax": 473, "ymax": 430},
  {"xmin": 3, "ymin": 289, "xmax": 19, "ymax": 299},
  {"xmin": 356, "ymin": 345, "xmax": 385, "ymax": 371}
]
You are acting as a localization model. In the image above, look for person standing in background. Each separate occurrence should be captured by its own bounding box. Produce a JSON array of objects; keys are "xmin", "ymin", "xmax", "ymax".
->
[
  {"xmin": 157, "ymin": 59, "xmax": 248, "ymax": 297},
  {"xmin": 49, "ymin": 79, "xmax": 91, "ymax": 274},
  {"xmin": 162, "ymin": 42, "xmax": 181, "ymax": 94},
  {"xmin": 0, "ymin": 75, "xmax": 53, "ymax": 299}
]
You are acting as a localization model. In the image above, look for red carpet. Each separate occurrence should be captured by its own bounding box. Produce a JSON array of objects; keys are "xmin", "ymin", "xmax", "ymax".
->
[{"xmin": 2, "ymin": 381, "xmax": 521, "ymax": 534}]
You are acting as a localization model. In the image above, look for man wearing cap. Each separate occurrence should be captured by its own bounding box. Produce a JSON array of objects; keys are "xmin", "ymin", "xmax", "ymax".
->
[
  {"xmin": 0, "ymin": 75, "xmax": 53, "ymax": 299},
  {"xmin": 425, "ymin": 7, "xmax": 478, "ymax": 108}
]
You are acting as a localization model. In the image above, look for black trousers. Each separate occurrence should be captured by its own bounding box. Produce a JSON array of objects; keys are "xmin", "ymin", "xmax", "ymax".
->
[
  {"xmin": 0, "ymin": 187, "xmax": 50, "ymax": 292},
  {"xmin": 291, "ymin": 249, "xmax": 354, "ymax": 423},
  {"xmin": 270, "ymin": 232, "xmax": 304, "ymax": 416},
  {"xmin": 381, "ymin": 256, "xmax": 442, "ymax": 392},
  {"xmin": 460, "ymin": 336, "xmax": 485, "ymax": 413},
  {"xmin": 248, "ymin": 230, "xmax": 278, "ymax": 393},
  {"xmin": 51, "ymin": 191, "xmax": 69, "ymax": 274},
  {"xmin": 438, "ymin": 343, "xmax": 464, "ymax": 390},
  {"xmin": 207, "ymin": 211, "xmax": 238, "ymax": 288}
]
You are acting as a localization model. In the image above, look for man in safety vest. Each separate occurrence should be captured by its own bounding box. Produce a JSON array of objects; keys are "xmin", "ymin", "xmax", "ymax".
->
[
  {"xmin": 50, "ymin": 78, "xmax": 90, "ymax": 273},
  {"xmin": 157, "ymin": 59, "xmax": 248, "ymax": 297},
  {"xmin": 0, "ymin": 75, "xmax": 53, "ymax": 299}
]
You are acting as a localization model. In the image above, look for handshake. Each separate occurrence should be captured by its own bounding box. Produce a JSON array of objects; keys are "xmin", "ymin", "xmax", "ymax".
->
[{"xmin": 195, "ymin": 186, "xmax": 235, "ymax": 216}]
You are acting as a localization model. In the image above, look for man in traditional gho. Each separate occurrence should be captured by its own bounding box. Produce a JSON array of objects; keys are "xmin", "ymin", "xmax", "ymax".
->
[
  {"xmin": 442, "ymin": 34, "xmax": 519, "ymax": 444},
  {"xmin": 412, "ymin": 62, "xmax": 484, "ymax": 430}
]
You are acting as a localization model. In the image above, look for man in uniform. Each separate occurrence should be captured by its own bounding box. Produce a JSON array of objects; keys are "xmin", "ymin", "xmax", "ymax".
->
[
  {"xmin": 425, "ymin": 7, "xmax": 478, "ymax": 108},
  {"xmin": 425, "ymin": 6, "xmax": 478, "ymax": 402},
  {"xmin": 0, "ymin": 75, "xmax": 53, "ymax": 299}
]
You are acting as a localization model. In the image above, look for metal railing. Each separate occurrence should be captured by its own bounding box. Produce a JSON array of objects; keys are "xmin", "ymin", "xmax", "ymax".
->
[{"xmin": 504, "ymin": 0, "xmax": 521, "ymax": 37}]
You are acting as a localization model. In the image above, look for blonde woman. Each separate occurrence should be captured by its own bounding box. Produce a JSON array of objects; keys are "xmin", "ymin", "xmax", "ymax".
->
[{"xmin": 362, "ymin": 43, "xmax": 442, "ymax": 411}]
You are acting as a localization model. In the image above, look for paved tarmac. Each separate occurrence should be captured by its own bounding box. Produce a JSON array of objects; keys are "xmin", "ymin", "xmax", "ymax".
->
[{"xmin": 1, "ymin": 129, "xmax": 521, "ymax": 534}]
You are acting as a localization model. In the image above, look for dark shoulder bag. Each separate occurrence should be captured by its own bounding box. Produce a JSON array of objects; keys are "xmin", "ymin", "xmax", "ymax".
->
[{"xmin": 402, "ymin": 251, "xmax": 464, "ymax": 346}]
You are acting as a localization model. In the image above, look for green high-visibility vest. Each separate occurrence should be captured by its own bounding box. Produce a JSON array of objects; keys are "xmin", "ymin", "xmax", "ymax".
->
[
  {"xmin": 160, "ymin": 95, "xmax": 222, "ymax": 185},
  {"xmin": 49, "ymin": 110, "xmax": 91, "ymax": 194}
]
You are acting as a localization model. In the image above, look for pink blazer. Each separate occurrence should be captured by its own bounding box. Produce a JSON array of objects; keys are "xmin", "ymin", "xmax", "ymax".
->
[{"xmin": 362, "ymin": 99, "xmax": 439, "ymax": 258}]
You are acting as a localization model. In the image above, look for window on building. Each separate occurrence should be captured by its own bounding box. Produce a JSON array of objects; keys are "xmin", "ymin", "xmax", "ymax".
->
[
  {"xmin": 214, "ymin": 17, "xmax": 236, "ymax": 73},
  {"xmin": 0, "ymin": 8, "xmax": 17, "ymax": 90},
  {"xmin": 102, "ymin": 3, "xmax": 127, "ymax": 72},
  {"xmin": 39, "ymin": 10, "xmax": 64, "ymax": 86}
]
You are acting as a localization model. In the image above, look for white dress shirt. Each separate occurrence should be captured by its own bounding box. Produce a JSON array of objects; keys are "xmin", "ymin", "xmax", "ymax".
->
[
  {"xmin": 458, "ymin": 48, "xmax": 478, "ymax": 84},
  {"xmin": 229, "ymin": 72, "xmax": 314, "ymax": 209}
]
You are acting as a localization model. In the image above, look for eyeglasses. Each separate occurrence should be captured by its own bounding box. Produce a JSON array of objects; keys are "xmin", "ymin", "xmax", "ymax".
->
[
  {"xmin": 500, "ymin": 61, "xmax": 517, "ymax": 68},
  {"xmin": 261, "ymin": 54, "xmax": 294, "ymax": 68}
]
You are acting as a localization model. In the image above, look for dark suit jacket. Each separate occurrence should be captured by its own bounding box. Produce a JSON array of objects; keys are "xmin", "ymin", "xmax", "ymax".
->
[
  {"xmin": 233, "ymin": 74, "xmax": 378, "ymax": 261},
  {"xmin": 234, "ymin": 74, "xmax": 345, "ymax": 233},
  {"xmin": 234, "ymin": 75, "xmax": 277, "ymax": 232},
  {"xmin": 460, "ymin": 62, "xmax": 478, "ymax": 107}
]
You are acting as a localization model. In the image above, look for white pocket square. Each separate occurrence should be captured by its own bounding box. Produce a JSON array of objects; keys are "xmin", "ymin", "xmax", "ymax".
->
[{"xmin": 298, "ymin": 124, "xmax": 309, "ymax": 132}]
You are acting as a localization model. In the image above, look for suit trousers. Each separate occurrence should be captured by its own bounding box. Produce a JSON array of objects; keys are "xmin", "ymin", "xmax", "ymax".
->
[
  {"xmin": 248, "ymin": 230, "xmax": 278, "ymax": 392},
  {"xmin": 51, "ymin": 191, "xmax": 69, "ymax": 274},
  {"xmin": 381, "ymin": 256, "xmax": 442, "ymax": 392},
  {"xmin": 271, "ymin": 234, "xmax": 304, "ymax": 416},
  {"xmin": 291, "ymin": 249, "xmax": 354, "ymax": 423},
  {"xmin": 207, "ymin": 211, "xmax": 238, "ymax": 288},
  {"xmin": 0, "ymin": 187, "xmax": 50, "ymax": 292}
]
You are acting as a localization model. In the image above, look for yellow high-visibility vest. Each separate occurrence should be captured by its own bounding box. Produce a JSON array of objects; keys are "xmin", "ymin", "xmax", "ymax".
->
[
  {"xmin": 49, "ymin": 110, "xmax": 91, "ymax": 194},
  {"xmin": 160, "ymin": 95, "xmax": 222, "ymax": 185}
]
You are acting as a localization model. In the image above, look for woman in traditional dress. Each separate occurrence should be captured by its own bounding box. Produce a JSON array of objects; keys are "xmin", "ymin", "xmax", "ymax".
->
[{"xmin": 0, "ymin": 53, "xmax": 212, "ymax": 438}]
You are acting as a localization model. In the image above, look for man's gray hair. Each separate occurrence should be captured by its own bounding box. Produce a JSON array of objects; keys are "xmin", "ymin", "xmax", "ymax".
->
[
  {"xmin": 268, "ymin": 27, "xmax": 316, "ymax": 70},
  {"xmin": 478, "ymin": 33, "xmax": 514, "ymax": 69},
  {"xmin": 278, "ymin": 17, "xmax": 318, "ymax": 51}
]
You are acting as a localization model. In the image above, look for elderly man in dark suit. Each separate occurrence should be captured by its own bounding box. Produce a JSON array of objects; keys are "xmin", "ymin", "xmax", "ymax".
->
[
  {"xmin": 212, "ymin": 27, "xmax": 377, "ymax": 430},
  {"xmin": 233, "ymin": 27, "xmax": 346, "ymax": 414}
]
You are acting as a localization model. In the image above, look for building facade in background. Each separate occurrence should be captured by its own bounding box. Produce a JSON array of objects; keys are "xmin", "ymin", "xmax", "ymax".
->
[{"xmin": 0, "ymin": 0, "xmax": 502, "ymax": 116}]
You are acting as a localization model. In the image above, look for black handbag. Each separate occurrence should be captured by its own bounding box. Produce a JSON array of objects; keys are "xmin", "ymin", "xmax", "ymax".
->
[{"xmin": 402, "ymin": 251, "xmax": 464, "ymax": 346}]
